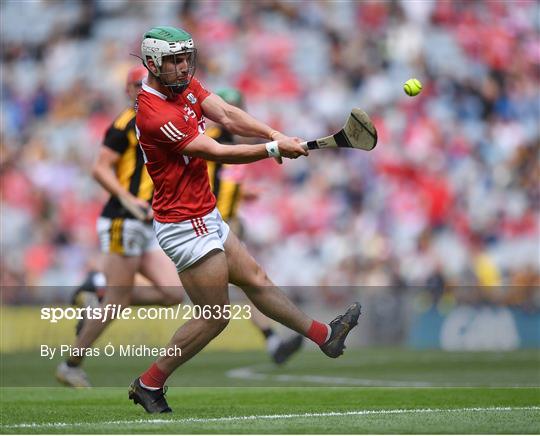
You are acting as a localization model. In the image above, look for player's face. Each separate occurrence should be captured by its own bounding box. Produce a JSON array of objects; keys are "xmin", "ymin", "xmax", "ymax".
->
[{"xmin": 160, "ymin": 53, "xmax": 192, "ymax": 85}]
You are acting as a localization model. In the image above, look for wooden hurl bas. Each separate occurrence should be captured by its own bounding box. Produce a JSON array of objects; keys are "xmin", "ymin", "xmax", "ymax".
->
[{"xmin": 301, "ymin": 109, "xmax": 378, "ymax": 152}]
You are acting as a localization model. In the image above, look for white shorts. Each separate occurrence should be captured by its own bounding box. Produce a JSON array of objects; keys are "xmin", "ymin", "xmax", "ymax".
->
[
  {"xmin": 153, "ymin": 207, "xmax": 230, "ymax": 273},
  {"xmin": 96, "ymin": 217, "xmax": 160, "ymax": 257}
]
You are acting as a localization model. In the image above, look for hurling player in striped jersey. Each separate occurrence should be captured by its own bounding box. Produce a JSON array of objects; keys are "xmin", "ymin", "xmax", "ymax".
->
[{"xmin": 56, "ymin": 66, "xmax": 184, "ymax": 388}]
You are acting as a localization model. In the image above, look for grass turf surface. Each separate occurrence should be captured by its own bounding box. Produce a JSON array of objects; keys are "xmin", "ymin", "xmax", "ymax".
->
[{"xmin": 1, "ymin": 349, "xmax": 539, "ymax": 433}]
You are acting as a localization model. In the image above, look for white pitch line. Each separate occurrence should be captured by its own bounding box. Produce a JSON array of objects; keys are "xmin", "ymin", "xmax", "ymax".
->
[
  {"xmin": 4, "ymin": 406, "xmax": 540, "ymax": 429},
  {"xmin": 225, "ymin": 366, "xmax": 538, "ymax": 387},
  {"xmin": 226, "ymin": 366, "xmax": 433, "ymax": 387}
]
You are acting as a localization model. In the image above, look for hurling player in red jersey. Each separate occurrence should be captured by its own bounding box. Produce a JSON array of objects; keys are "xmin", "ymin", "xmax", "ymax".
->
[{"xmin": 129, "ymin": 26, "xmax": 361, "ymax": 413}]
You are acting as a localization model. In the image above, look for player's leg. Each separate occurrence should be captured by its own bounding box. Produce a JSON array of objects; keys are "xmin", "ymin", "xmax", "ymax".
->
[
  {"xmin": 224, "ymin": 231, "xmax": 312, "ymax": 333},
  {"xmin": 129, "ymin": 212, "xmax": 232, "ymax": 413},
  {"xmin": 56, "ymin": 253, "xmax": 140, "ymax": 387},
  {"xmin": 129, "ymin": 249, "xmax": 230, "ymax": 413},
  {"xmin": 134, "ymin": 247, "xmax": 184, "ymax": 305},
  {"xmin": 224, "ymin": 230, "xmax": 360, "ymax": 357},
  {"xmin": 73, "ymin": 254, "xmax": 140, "ymax": 350},
  {"xmin": 129, "ymin": 224, "xmax": 184, "ymax": 305},
  {"xmin": 86, "ymin": 222, "xmax": 181, "ymax": 323},
  {"xmin": 157, "ymin": 249, "xmax": 230, "ymax": 373},
  {"xmin": 78, "ymin": 253, "xmax": 140, "ymax": 345},
  {"xmin": 231, "ymin": 217, "xmax": 304, "ymax": 363},
  {"xmin": 250, "ymin": 305, "xmax": 278, "ymax": 344},
  {"xmin": 71, "ymin": 269, "xmax": 106, "ymax": 335},
  {"xmin": 127, "ymin": 273, "xmax": 179, "ymax": 305},
  {"xmin": 57, "ymin": 217, "xmax": 143, "ymax": 387}
]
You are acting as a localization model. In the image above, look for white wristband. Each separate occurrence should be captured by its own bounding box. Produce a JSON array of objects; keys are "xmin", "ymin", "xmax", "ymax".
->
[{"xmin": 265, "ymin": 141, "xmax": 280, "ymax": 158}]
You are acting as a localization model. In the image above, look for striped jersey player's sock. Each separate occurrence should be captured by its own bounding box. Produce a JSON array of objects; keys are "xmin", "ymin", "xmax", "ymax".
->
[
  {"xmin": 266, "ymin": 333, "xmax": 282, "ymax": 355},
  {"xmin": 66, "ymin": 358, "xmax": 81, "ymax": 367},
  {"xmin": 261, "ymin": 328, "xmax": 275, "ymax": 339},
  {"xmin": 139, "ymin": 363, "xmax": 168, "ymax": 391},
  {"xmin": 260, "ymin": 328, "xmax": 280, "ymax": 354},
  {"xmin": 307, "ymin": 320, "xmax": 331, "ymax": 346}
]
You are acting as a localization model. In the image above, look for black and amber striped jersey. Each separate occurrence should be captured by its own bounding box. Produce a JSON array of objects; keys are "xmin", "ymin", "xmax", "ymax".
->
[
  {"xmin": 206, "ymin": 125, "xmax": 242, "ymax": 221},
  {"xmin": 100, "ymin": 108, "xmax": 153, "ymax": 219}
]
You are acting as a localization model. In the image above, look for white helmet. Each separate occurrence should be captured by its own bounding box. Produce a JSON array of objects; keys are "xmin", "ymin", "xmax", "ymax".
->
[{"xmin": 141, "ymin": 26, "xmax": 197, "ymax": 94}]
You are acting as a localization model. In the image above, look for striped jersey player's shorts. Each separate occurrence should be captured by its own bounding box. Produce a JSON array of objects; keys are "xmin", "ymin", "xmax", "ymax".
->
[
  {"xmin": 97, "ymin": 217, "xmax": 161, "ymax": 256},
  {"xmin": 153, "ymin": 207, "xmax": 230, "ymax": 273}
]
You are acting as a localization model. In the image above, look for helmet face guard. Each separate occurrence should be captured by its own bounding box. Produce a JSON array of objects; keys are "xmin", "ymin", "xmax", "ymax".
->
[
  {"xmin": 157, "ymin": 49, "xmax": 197, "ymax": 94},
  {"xmin": 141, "ymin": 26, "xmax": 198, "ymax": 94}
]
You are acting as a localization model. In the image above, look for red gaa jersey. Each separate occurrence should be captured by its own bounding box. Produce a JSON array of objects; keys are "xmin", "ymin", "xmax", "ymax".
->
[{"xmin": 136, "ymin": 78, "xmax": 216, "ymax": 222}]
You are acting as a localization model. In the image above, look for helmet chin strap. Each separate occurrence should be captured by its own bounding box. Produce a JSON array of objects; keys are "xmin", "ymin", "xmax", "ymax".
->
[{"xmin": 166, "ymin": 83, "xmax": 189, "ymax": 94}]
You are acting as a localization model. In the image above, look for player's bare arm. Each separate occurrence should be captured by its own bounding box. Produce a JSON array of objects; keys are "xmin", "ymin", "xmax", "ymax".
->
[
  {"xmin": 92, "ymin": 146, "xmax": 152, "ymax": 220},
  {"xmin": 202, "ymin": 93, "xmax": 288, "ymax": 141},
  {"xmin": 181, "ymin": 133, "xmax": 308, "ymax": 164}
]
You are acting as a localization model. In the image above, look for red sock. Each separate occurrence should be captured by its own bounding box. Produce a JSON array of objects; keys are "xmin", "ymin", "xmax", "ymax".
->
[
  {"xmin": 307, "ymin": 320, "xmax": 330, "ymax": 346},
  {"xmin": 140, "ymin": 363, "xmax": 168, "ymax": 389}
]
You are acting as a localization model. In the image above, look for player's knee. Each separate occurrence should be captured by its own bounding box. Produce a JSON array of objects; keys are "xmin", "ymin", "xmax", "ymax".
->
[
  {"xmin": 204, "ymin": 315, "xmax": 229, "ymax": 336},
  {"xmin": 215, "ymin": 313, "xmax": 230, "ymax": 331}
]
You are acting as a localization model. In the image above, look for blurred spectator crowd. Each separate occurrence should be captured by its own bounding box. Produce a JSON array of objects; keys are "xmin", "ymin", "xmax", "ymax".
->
[{"xmin": 1, "ymin": 0, "xmax": 539, "ymax": 309}]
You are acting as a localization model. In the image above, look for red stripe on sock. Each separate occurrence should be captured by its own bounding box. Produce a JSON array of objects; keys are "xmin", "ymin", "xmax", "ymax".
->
[
  {"xmin": 140, "ymin": 363, "xmax": 168, "ymax": 389},
  {"xmin": 307, "ymin": 320, "xmax": 329, "ymax": 346}
]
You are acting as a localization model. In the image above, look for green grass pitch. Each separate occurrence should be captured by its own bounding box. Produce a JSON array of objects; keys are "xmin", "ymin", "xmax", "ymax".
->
[{"xmin": 1, "ymin": 348, "xmax": 539, "ymax": 433}]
